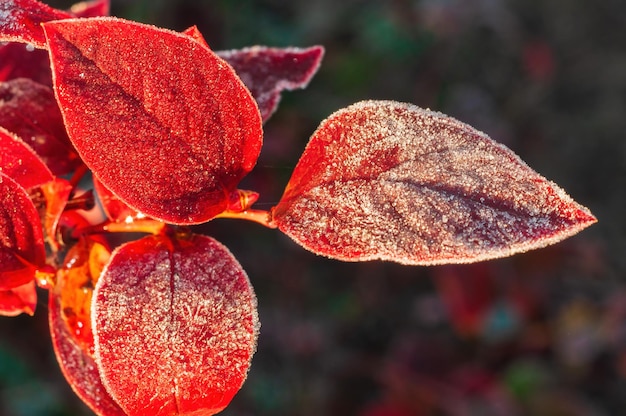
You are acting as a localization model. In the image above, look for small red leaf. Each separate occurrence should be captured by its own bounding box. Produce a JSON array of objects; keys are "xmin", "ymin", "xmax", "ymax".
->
[
  {"xmin": 70, "ymin": 0, "xmax": 110, "ymax": 18},
  {"xmin": 0, "ymin": 280, "xmax": 36, "ymax": 316},
  {"xmin": 217, "ymin": 45, "xmax": 325, "ymax": 122},
  {"xmin": 0, "ymin": 247, "xmax": 38, "ymax": 290},
  {"xmin": 49, "ymin": 254, "xmax": 126, "ymax": 416},
  {"xmin": 272, "ymin": 100, "xmax": 596, "ymax": 265},
  {"xmin": 43, "ymin": 17, "xmax": 263, "ymax": 224},
  {"xmin": 0, "ymin": 0, "xmax": 71, "ymax": 48},
  {"xmin": 0, "ymin": 125, "xmax": 53, "ymax": 189},
  {"xmin": 41, "ymin": 177, "xmax": 74, "ymax": 250},
  {"xmin": 0, "ymin": 172, "xmax": 46, "ymax": 288},
  {"xmin": 93, "ymin": 233, "xmax": 258, "ymax": 416},
  {"xmin": 0, "ymin": 78, "xmax": 80, "ymax": 175}
]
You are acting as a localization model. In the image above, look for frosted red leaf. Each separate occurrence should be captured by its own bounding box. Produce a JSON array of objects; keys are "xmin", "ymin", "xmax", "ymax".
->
[
  {"xmin": 0, "ymin": 78, "xmax": 80, "ymax": 175},
  {"xmin": 0, "ymin": 125, "xmax": 53, "ymax": 189},
  {"xmin": 0, "ymin": 0, "xmax": 71, "ymax": 48},
  {"xmin": 0, "ymin": 280, "xmax": 36, "ymax": 316},
  {"xmin": 217, "ymin": 45, "xmax": 325, "ymax": 122},
  {"xmin": 49, "ymin": 277, "xmax": 126, "ymax": 416},
  {"xmin": 272, "ymin": 100, "xmax": 597, "ymax": 265},
  {"xmin": 93, "ymin": 233, "xmax": 258, "ymax": 416},
  {"xmin": 0, "ymin": 172, "xmax": 46, "ymax": 290},
  {"xmin": 43, "ymin": 17, "xmax": 263, "ymax": 224}
]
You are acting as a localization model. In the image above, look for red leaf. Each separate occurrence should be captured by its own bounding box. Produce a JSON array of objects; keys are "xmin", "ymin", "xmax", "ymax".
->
[
  {"xmin": 0, "ymin": 44, "xmax": 52, "ymax": 86},
  {"xmin": 0, "ymin": 0, "xmax": 109, "ymax": 87},
  {"xmin": 0, "ymin": 0, "xmax": 71, "ymax": 48},
  {"xmin": 0, "ymin": 247, "xmax": 38, "ymax": 290},
  {"xmin": 0, "ymin": 125, "xmax": 53, "ymax": 189},
  {"xmin": 0, "ymin": 172, "xmax": 46, "ymax": 285},
  {"xmin": 0, "ymin": 280, "xmax": 36, "ymax": 316},
  {"xmin": 49, "ymin": 244, "xmax": 126, "ymax": 416},
  {"xmin": 93, "ymin": 233, "xmax": 258, "ymax": 416},
  {"xmin": 70, "ymin": 0, "xmax": 110, "ymax": 18},
  {"xmin": 0, "ymin": 78, "xmax": 80, "ymax": 175},
  {"xmin": 272, "ymin": 100, "xmax": 596, "ymax": 265},
  {"xmin": 217, "ymin": 45, "xmax": 325, "ymax": 122},
  {"xmin": 41, "ymin": 177, "xmax": 74, "ymax": 250},
  {"xmin": 43, "ymin": 17, "xmax": 263, "ymax": 224}
]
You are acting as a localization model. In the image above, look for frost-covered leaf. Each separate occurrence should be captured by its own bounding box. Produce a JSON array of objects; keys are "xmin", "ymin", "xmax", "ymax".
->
[
  {"xmin": 0, "ymin": 172, "xmax": 46, "ymax": 290},
  {"xmin": 0, "ymin": 125, "xmax": 53, "ymax": 189},
  {"xmin": 93, "ymin": 233, "xmax": 258, "ymax": 416},
  {"xmin": 217, "ymin": 46, "xmax": 324, "ymax": 122},
  {"xmin": 0, "ymin": 78, "xmax": 80, "ymax": 175},
  {"xmin": 43, "ymin": 17, "xmax": 263, "ymax": 224},
  {"xmin": 0, "ymin": 0, "xmax": 71, "ymax": 48},
  {"xmin": 272, "ymin": 100, "xmax": 596, "ymax": 265}
]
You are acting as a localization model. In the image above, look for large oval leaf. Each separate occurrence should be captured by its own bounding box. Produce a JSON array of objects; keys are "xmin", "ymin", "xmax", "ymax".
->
[
  {"xmin": 0, "ymin": 171, "xmax": 46, "ymax": 290},
  {"xmin": 272, "ymin": 100, "xmax": 596, "ymax": 265},
  {"xmin": 43, "ymin": 17, "xmax": 263, "ymax": 224},
  {"xmin": 93, "ymin": 233, "xmax": 259, "ymax": 416}
]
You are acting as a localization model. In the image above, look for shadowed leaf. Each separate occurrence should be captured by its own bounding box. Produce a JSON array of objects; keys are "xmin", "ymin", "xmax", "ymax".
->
[
  {"xmin": 0, "ymin": 172, "xmax": 45, "ymax": 291},
  {"xmin": 0, "ymin": 78, "xmax": 80, "ymax": 175},
  {"xmin": 217, "ymin": 46, "xmax": 324, "ymax": 122}
]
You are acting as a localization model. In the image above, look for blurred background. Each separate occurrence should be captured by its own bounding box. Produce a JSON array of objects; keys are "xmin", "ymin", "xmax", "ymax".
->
[{"xmin": 1, "ymin": 0, "xmax": 623, "ymax": 415}]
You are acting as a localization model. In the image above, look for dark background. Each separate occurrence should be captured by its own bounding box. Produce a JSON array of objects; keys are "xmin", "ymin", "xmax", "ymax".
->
[{"xmin": 1, "ymin": 0, "xmax": 623, "ymax": 415}]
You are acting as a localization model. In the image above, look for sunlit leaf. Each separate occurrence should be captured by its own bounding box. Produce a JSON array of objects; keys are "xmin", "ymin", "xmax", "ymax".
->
[
  {"xmin": 0, "ymin": 125, "xmax": 53, "ymax": 189},
  {"xmin": 40, "ymin": 177, "xmax": 74, "ymax": 250},
  {"xmin": 272, "ymin": 100, "xmax": 596, "ymax": 265},
  {"xmin": 217, "ymin": 46, "xmax": 325, "ymax": 122},
  {"xmin": 43, "ymin": 17, "xmax": 263, "ymax": 224},
  {"xmin": 0, "ymin": 280, "xmax": 36, "ymax": 316},
  {"xmin": 0, "ymin": 78, "xmax": 80, "ymax": 175},
  {"xmin": 49, "ymin": 255, "xmax": 126, "ymax": 416},
  {"xmin": 0, "ymin": 171, "xmax": 46, "ymax": 289},
  {"xmin": 0, "ymin": 0, "xmax": 71, "ymax": 48},
  {"xmin": 93, "ymin": 233, "xmax": 258, "ymax": 416}
]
